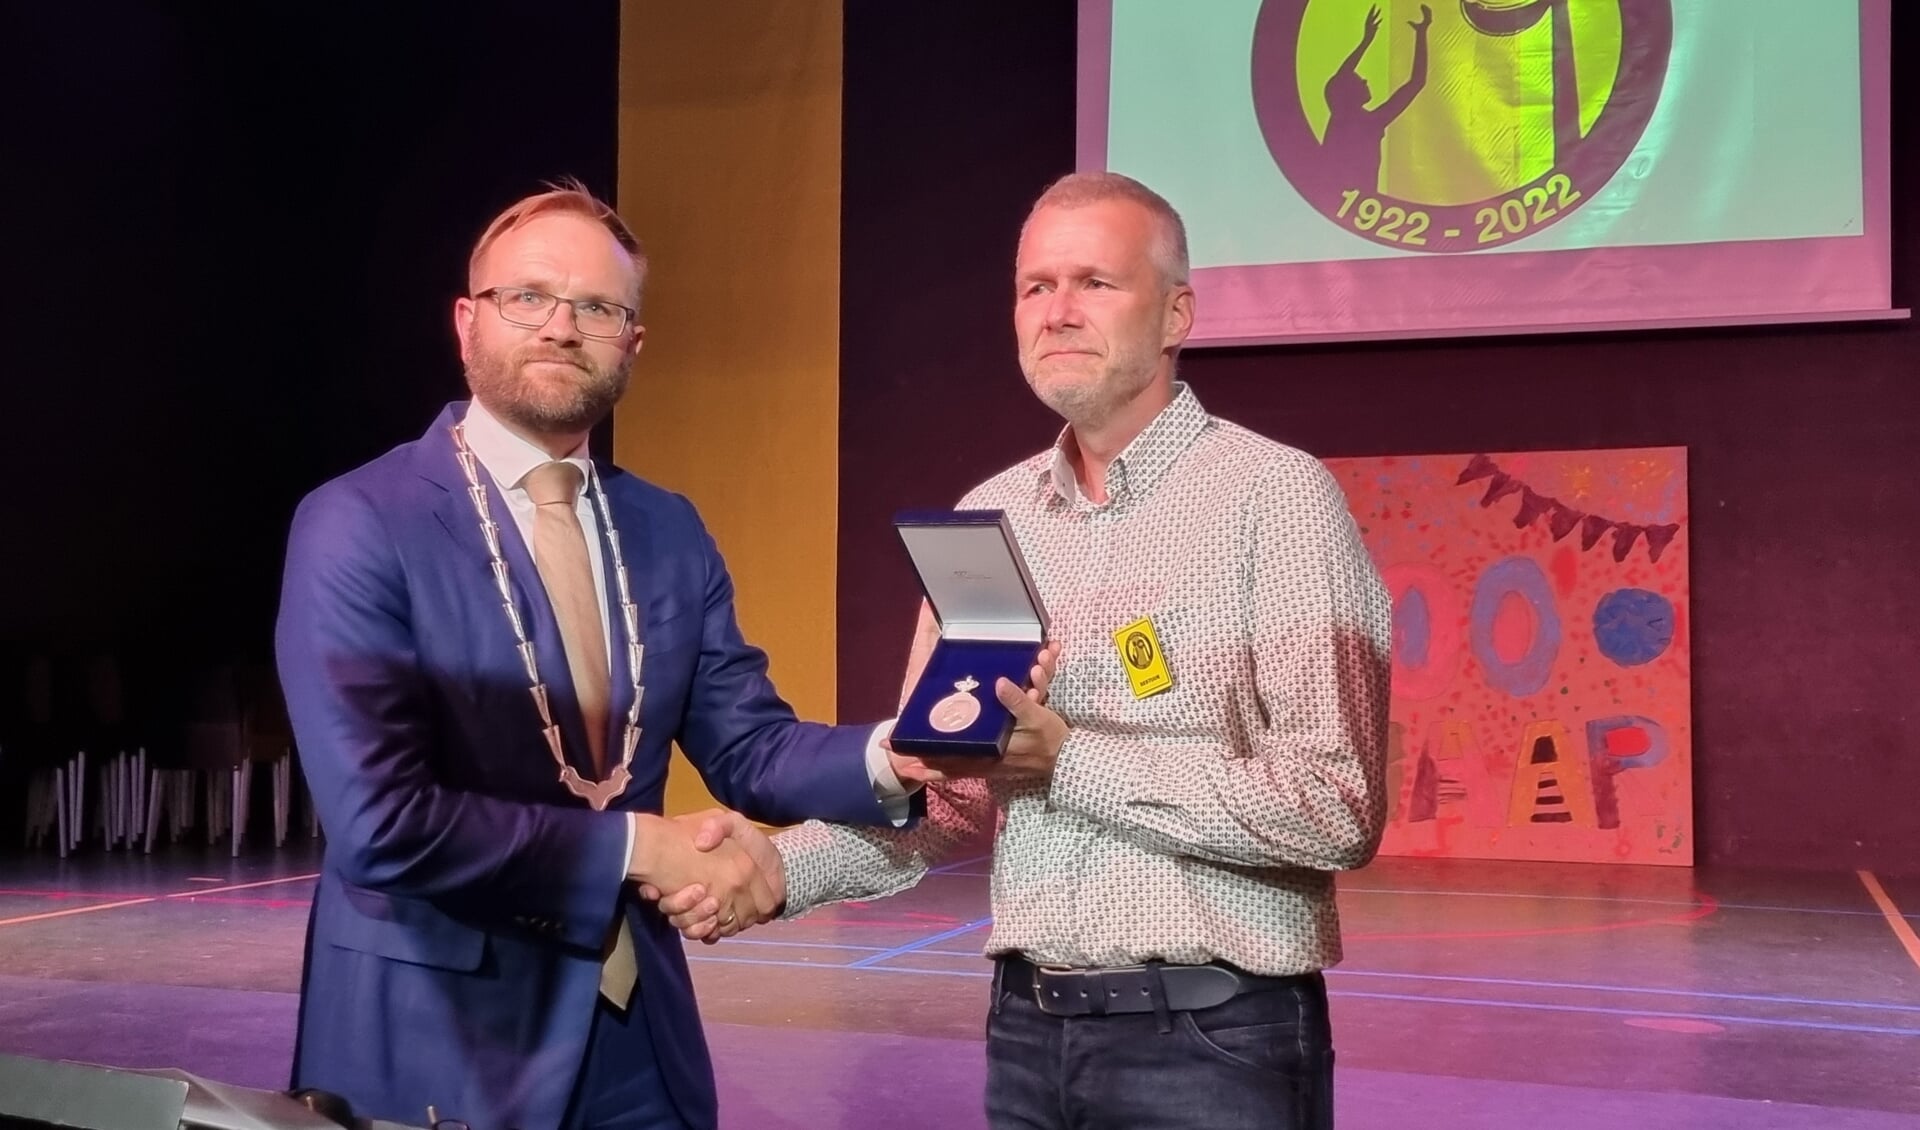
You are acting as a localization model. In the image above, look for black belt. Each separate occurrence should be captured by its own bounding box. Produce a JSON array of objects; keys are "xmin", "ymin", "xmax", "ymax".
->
[{"xmin": 997, "ymin": 954, "xmax": 1312, "ymax": 1017}]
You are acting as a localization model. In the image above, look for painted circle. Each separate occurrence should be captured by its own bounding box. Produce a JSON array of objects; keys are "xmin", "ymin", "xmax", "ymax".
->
[
  {"xmin": 1250, "ymin": 0, "xmax": 1673, "ymax": 253},
  {"xmin": 1470, "ymin": 556, "xmax": 1561, "ymax": 697},
  {"xmin": 1593, "ymin": 587, "xmax": 1674, "ymax": 666},
  {"xmin": 1381, "ymin": 562, "xmax": 1462, "ymax": 700}
]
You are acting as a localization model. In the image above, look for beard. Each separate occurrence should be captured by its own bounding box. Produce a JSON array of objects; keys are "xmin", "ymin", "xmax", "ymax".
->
[
  {"xmin": 464, "ymin": 338, "xmax": 633, "ymax": 436},
  {"xmin": 1020, "ymin": 331, "xmax": 1161, "ymax": 431}
]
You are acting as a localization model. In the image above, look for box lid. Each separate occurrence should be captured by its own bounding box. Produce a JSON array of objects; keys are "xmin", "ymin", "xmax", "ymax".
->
[{"xmin": 894, "ymin": 509, "xmax": 1049, "ymax": 642}]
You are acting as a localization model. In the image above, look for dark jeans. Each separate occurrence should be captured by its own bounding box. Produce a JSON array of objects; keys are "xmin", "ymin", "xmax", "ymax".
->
[{"xmin": 984, "ymin": 960, "xmax": 1334, "ymax": 1130}]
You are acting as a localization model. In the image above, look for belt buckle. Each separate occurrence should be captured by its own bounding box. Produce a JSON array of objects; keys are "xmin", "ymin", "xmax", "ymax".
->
[{"xmin": 1032, "ymin": 964, "xmax": 1079, "ymax": 1014}]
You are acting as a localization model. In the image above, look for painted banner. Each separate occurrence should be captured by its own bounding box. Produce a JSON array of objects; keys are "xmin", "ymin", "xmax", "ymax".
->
[{"xmin": 1324, "ymin": 446, "xmax": 1693, "ymax": 865}]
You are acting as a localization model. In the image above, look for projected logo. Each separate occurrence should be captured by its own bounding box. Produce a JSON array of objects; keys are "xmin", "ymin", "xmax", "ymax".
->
[{"xmin": 1252, "ymin": 0, "xmax": 1672, "ymax": 253}]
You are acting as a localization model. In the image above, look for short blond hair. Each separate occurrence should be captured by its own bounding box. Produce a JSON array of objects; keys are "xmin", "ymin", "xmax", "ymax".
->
[
  {"xmin": 468, "ymin": 176, "xmax": 648, "ymax": 305},
  {"xmin": 1023, "ymin": 171, "xmax": 1190, "ymax": 288}
]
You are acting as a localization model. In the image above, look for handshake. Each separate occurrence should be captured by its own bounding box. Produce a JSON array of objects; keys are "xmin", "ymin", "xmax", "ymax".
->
[
  {"xmin": 625, "ymin": 809, "xmax": 782, "ymax": 943},
  {"xmin": 619, "ymin": 637, "xmax": 1065, "ymax": 944}
]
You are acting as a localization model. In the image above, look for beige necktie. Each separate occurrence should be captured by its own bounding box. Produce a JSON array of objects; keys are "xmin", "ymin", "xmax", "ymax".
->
[
  {"xmin": 523, "ymin": 461, "xmax": 609, "ymax": 777},
  {"xmin": 522, "ymin": 461, "xmax": 634, "ymax": 1006}
]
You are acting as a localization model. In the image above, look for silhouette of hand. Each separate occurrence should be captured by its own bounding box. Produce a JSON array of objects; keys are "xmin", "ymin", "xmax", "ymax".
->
[
  {"xmin": 1410, "ymin": 4, "xmax": 1433, "ymax": 31},
  {"xmin": 1364, "ymin": 6, "xmax": 1382, "ymax": 37}
]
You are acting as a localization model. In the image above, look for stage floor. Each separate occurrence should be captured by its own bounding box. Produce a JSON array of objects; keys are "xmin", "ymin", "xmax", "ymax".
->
[{"xmin": 1, "ymin": 841, "xmax": 1916, "ymax": 1128}]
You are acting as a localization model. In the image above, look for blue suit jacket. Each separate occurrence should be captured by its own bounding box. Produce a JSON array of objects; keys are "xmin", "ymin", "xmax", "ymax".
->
[{"xmin": 275, "ymin": 404, "xmax": 908, "ymax": 1130}]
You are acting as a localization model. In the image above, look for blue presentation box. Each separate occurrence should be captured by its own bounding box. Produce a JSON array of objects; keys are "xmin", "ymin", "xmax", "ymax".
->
[{"xmin": 888, "ymin": 509, "xmax": 1051, "ymax": 758}]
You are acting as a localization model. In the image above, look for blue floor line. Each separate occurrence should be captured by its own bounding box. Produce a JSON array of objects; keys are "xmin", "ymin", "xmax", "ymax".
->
[
  {"xmin": 684, "ymin": 954, "xmax": 1920, "ymax": 1037},
  {"xmin": 926, "ymin": 855, "xmax": 992, "ymax": 875},
  {"xmin": 718, "ymin": 938, "xmax": 1920, "ymax": 1014},
  {"xmin": 689, "ymin": 954, "xmax": 990, "ymax": 977},
  {"xmin": 845, "ymin": 917, "xmax": 993, "ymax": 969},
  {"xmin": 714, "ymin": 938, "xmax": 887, "ymax": 952},
  {"xmin": 1332, "ymin": 989, "xmax": 1920, "ymax": 1038}
]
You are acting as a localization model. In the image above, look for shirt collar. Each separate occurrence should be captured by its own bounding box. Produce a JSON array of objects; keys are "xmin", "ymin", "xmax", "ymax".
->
[
  {"xmin": 1042, "ymin": 381, "xmax": 1210, "ymax": 506},
  {"xmin": 460, "ymin": 398, "xmax": 593, "ymax": 497}
]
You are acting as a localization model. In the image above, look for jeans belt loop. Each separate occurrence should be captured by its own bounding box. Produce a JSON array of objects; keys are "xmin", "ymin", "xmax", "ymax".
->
[{"xmin": 1145, "ymin": 963, "xmax": 1173, "ymax": 1033}]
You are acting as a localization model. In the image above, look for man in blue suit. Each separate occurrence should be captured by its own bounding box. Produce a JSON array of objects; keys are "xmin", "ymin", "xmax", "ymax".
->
[{"xmin": 275, "ymin": 181, "xmax": 928, "ymax": 1130}]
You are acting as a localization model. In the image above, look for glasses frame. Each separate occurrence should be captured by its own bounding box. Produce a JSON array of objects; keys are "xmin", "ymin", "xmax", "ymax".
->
[{"xmin": 474, "ymin": 286, "xmax": 636, "ymax": 339}]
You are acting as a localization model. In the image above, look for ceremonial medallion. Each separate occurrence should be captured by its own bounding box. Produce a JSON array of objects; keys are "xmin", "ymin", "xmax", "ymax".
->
[{"xmin": 928, "ymin": 675, "xmax": 983, "ymax": 733}]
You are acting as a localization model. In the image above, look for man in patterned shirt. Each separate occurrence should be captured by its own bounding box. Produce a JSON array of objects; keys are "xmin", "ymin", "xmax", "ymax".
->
[{"xmin": 663, "ymin": 172, "xmax": 1393, "ymax": 1128}]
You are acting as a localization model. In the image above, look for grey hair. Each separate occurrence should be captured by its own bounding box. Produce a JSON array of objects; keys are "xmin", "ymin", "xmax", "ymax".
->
[{"xmin": 1021, "ymin": 171, "xmax": 1190, "ymax": 288}]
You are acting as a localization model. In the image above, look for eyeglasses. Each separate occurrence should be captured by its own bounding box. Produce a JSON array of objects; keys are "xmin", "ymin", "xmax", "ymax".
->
[{"xmin": 475, "ymin": 286, "xmax": 636, "ymax": 339}]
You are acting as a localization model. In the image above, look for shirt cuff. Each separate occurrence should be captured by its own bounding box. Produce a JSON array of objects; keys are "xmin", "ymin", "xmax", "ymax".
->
[
  {"xmin": 865, "ymin": 718, "xmax": 914, "ymax": 826},
  {"xmin": 622, "ymin": 811, "xmax": 637, "ymax": 879}
]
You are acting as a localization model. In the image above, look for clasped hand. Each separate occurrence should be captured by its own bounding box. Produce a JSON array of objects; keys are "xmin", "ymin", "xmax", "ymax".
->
[
  {"xmin": 630, "ymin": 811, "xmax": 783, "ymax": 943},
  {"xmin": 643, "ymin": 639, "xmax": 1066, "ymax": 943}
]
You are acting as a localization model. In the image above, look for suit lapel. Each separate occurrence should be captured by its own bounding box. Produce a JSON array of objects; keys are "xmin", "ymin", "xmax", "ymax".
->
[
  {"xmin": 593, "ymin": 467, "xmax": 652, "ymax": 773},
  {"xmin": 418, "ymin": 406, "xmax": 601, "ymax": 784}
]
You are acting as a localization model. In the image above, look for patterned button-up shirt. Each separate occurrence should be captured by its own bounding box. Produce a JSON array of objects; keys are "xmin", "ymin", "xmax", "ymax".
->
[{"xmin": 775, "ymin": 383, "xmax": 1392, "ymax": 976}]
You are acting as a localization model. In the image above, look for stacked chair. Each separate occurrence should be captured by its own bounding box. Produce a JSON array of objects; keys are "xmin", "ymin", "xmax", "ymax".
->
[{"xmin": 2, "ymin": 650, "xmax": 314, "ymax": 860}]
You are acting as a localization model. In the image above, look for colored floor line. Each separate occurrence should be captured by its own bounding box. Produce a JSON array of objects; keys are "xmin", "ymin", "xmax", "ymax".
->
[
  {"xmin": 1325, "ymin": 969, "xmax": 1920, "ymax": 1013},
  {"xmin": 683, "ymin": 953, "xmax": 1920, "ymax": 1038},
  {"xmin": 1330, "ymin": 989, "xmax": 1920, "ymax": 1038},
  {"xmin": 720, "ymin": 937, "xmax": 1920, "ymax": 1013},
  {"xmin": 846, "ymin": 917, "xmax": 993, "ymax": 968},
  {"xmin": 0, "ymin": 874, "xmax": 320, "ymax": 929},
  {"xmin": 1341, "ymin": 885, "xmax": 1920, "ymax": 919},
  {"xmin": 1858, "ymin": 871, "xmax": 1920, "ymax": 972},
  {"xmin": 0, "ymin": 897, "xmax": 158, "ymax": 929},
  {"xmin": 926, "ymin": 855, "xmax": 991, "ymax": 875},
  {"xmin": 6, "ymin": 875, "xmax": 1915, "ymax": 920}
]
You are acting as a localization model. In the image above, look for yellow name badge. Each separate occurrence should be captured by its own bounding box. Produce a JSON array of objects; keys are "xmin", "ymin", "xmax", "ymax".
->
[{"xmin": 1113, "ymin": 616, "xmax": 1173, "ymax": 699}]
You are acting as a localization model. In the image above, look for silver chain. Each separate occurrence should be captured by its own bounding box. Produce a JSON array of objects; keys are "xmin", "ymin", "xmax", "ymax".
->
[{"xmin": 450, "ymin": 423, "xmax": 644, "ymax": 810}]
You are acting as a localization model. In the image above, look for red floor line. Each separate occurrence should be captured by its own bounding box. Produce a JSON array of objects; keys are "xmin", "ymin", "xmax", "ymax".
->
[{"xmin": 0, "ymin": 889, "xmax": 153, "ymax": 901}]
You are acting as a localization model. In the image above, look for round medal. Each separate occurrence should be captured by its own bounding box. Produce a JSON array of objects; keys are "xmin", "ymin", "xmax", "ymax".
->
[{"xmin": 928, "ymin": 675, "xmax": 982, "ymax": 733}]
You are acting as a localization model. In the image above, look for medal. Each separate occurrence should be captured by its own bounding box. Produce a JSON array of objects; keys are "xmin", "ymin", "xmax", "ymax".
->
[{"xmin": 928, "ymin": 675, "xmax": 983, "ymax": 733}]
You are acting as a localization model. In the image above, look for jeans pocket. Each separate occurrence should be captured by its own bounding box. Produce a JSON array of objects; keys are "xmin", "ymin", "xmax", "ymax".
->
[
  {"xmin": 1169, "ymin": 989, "xmax": 1335, "ymax": 1129},
  {"xmin": 1177, "ymin": 1011, "xmax": 1309, "ymax": 1079}
]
